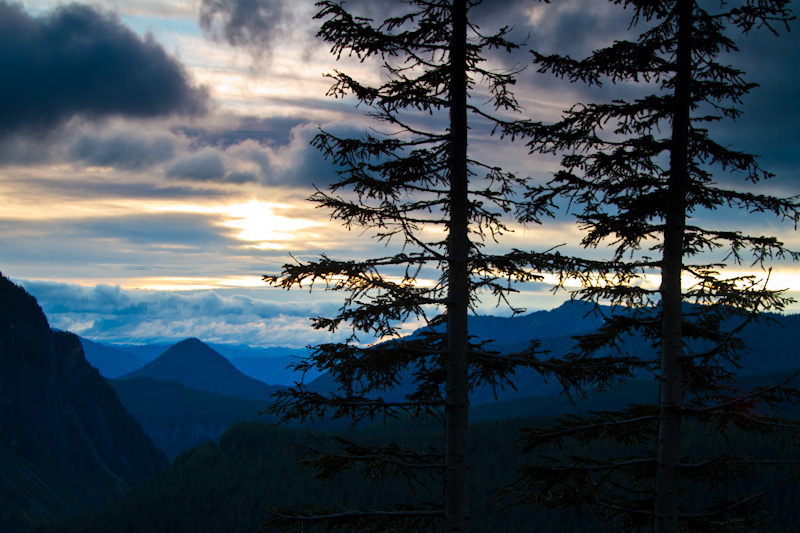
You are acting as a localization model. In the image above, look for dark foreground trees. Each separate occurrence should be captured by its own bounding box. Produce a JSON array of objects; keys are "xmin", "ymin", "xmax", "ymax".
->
[
  {"xmin": 509, "ymin": 1, "xmax": 799, "ymax": 531},
  {"xmin": 262, "ymin": 1, "xmax": 606, "ymax": 531}
]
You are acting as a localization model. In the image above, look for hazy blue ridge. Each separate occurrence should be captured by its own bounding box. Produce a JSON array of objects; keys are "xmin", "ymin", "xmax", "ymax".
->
[
  {"xmin": 119, "ymin": 338, "xmax": 283, "ymax": 400},
  {"xmin": 228, "ymin": 354, "xmax": 324, "ymax": 386},
  {"xmin": 79, "ymin": 337, "xmax": 145, "ymax": 378},
  {"xmin": 80, "ymin": 300, "xmax": 800, "ymax": 390},
  {"xmin": 74, "ymin": 301, "xmax": 800, "ymax": 465},
  {"xmin": 110, "ymin": 342, "xmax": 171, "ymax": 363},
  {"xmin": 209, "ymin": 343, "xmax": 309, "ymax": 360}
]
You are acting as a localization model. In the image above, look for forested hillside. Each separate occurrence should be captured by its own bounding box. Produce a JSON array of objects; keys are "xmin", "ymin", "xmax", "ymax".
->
[
  {"xmin": 109, "ymin": 377, "xmax": 275, "ymax": 459},
  {"xmin": 0, "ymin": 275, "xmax": 167, "ymax": 531},
  {"xmin": 40, "ymin": 414, "xmax": 800, "ymax": 533}
]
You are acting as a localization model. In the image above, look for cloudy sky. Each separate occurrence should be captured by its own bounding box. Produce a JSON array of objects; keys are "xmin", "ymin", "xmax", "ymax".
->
[{"xmin": 2, "ymin": 0, "xmax": 798, "ymax": 348}]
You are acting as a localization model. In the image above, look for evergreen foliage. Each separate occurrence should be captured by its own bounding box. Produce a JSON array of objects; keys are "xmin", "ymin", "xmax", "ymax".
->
[
  {"xmin": 38, "ymin": 416, "xmax": 800, "ymax": 533},
  {"xmin": 109, "ymin": 377, "xmax": 276, "ymax": 460},
  {"xmin": 506, "ymin": 1, "xmax": 800, "ymax": 531},
  {"xmin": 262, "ymin": 0, "xmax": 612, "ymax": 530}
]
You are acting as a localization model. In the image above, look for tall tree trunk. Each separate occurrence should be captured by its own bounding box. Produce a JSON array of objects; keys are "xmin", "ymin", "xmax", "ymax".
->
[
  {"xmin": 655, "ymin": 1, "xmax": 692, "ymax": 532},
  {"xmin": 445, "ymin": 0, "xmax": 470, "ymax": 531}
]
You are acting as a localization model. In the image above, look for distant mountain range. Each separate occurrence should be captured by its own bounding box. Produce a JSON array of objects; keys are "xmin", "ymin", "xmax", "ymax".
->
[
  {"xmin": 72, "ymin": 300, "xmax": 800, "ymax": 462},
  {"xmin": 80, "ymin": 300, "xmax": 800, "ymax": 405},
  {"xmin": 80, "ymin": 337, "xmax": 146, "ymax": 378},
  {"xmin": 227, "ymin": 354, "xmax": 323, "ymax": 385},
  {"xmin": 109, "ymin": 342, "xmax": 171, "ymax": 362}
]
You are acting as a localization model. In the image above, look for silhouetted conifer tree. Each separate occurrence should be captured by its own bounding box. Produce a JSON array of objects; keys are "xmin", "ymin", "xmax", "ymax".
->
[
  {"xmin": 262, "ymin": 1, "xmax": 623, "ymax": 531},
  {"xmin": 507, "ymin": 1, "xmax": 800, "ymax": 531}
]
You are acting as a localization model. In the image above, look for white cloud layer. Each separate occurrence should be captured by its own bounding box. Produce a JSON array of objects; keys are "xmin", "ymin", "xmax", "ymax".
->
[{"xmin": 16, "ymin": 278, "xmax": 354, "ymax": 348}]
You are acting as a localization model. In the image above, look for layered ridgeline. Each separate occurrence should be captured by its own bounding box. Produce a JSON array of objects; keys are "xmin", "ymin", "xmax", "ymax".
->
[
  {"xmin": 303, "ymin": 301, "xmax": 800, "ymax": 404},
  {"xmin": 78, "ymin": 337, "xmax": 146, "ymax": 378},
  {"xmin": 78, "ymin": 339, "xmax": 306, "ymax": 460},
  {"xmin": 78, "ymin": 303, "xmax": 800, "ymax": 462},
  {"xmin": 107, "ymin": 340, "xmax": 286, "ymax": 459},
  {"xmin": 0, "ymin": 275, "xmax": 167, "ymax": 531},
  {"xmin": 82, "ymin": 300, "xmax": 800, "ymax": 400}
]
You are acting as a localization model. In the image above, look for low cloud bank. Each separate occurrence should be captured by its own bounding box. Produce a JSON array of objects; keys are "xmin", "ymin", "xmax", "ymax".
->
[{"xmin": 17, "ymin": 279, "xmax": 348, "ymax": 348}]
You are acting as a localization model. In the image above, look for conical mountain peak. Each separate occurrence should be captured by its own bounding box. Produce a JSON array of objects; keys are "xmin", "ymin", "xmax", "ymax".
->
[{"xmin": 122, "ymin": 338, "xmax": 281, "ymax": 400}]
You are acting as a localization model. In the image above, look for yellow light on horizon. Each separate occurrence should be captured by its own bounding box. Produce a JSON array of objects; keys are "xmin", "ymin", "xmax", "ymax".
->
[
  {"xmin": 131, "ymin": 275, "xmax": 266, "ymax": 291},
  {"xmin": 147, "ymin": 199, "xmax": 325, "ymax": 249},
  {"xmin": 534, "ymin": 267, "xmax": 800, "ymax": 301}
]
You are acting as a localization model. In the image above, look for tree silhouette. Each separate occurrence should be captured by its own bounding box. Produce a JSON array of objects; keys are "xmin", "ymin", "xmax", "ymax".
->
[
  {"xmin": 262, "ymin": 0, "xmax": 618, "ymax": 530},
  {"xmin": 508, "ymin": 1, "xmax": 800, "ymax": 531}
]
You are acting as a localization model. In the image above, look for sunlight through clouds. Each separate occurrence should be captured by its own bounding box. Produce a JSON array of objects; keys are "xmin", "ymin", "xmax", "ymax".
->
[
  {"xmin": 1, "ymin": 0, "xmax": 798, "ymax": 348},
  {"xmin": 221, "ymin": 200, "xmax": 325, "ymax": 248},
  {"xmin": 148, "ymin": 199, "xmax": 325, "ymax": 249}
]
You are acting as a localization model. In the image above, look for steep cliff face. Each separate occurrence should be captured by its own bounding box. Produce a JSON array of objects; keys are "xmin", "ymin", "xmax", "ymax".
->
[{"xmin": 0, "ymin": 275, "xmax": 168, "ymax": 530}]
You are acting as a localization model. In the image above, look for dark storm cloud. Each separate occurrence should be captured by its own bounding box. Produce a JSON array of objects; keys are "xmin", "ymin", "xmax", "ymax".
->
[
  {"xmin": 0, "ymin": 1, "xmax": 208, "ymax": 140},
  {"xmin": 68, "ymin": 131, "xmax": 178, "ymax": 170},
  {"xmin": 713, "ymin": 20, "xmax": 800, "ymax": 182}
]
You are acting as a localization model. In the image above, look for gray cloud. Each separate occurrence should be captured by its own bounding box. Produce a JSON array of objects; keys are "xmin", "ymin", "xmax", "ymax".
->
[
  {"xmin": 196, "ymin": 0, "xmax": 505, "ymax": 57},
  {"xmin": 162, "ymin": 121, "xmax": 357, "ymax": 188},
  {"xmin": 176, "ymin": 115, "xmax": 311, "ymax": 149},
  {"xmin": 166, "ymin": 149, "xmax": 227, "ymax": 181},
  {"xmin": 72, "ymin": 212, "xmax": 234, "ymax": 247},
  {"xmin": 68, "ymin": 130, "xmax": 179, "ymax": 170},
  {"xmin": 3, "ymin": 175, "xmax": 228, "ymax": 201},
  {"xmin": 233, "ymin": 121, "xmax": 361, "ymax": 187},
  {"xmin": 523, "ymin": 1, "xmax": 629, "ymax": 56},
  {"xmin": 0, "ymin": 211, "xmax": 246, "ymax": 287},
  {"xmin": 321, "ymin": 0, "xmax": 413, "ymax": 19},
  {"xmin": 198, "ymin": 0, "xmax": 295, "ymax": 54},
  {"xmin": 225, "ymin": 171, "xmax": 259, "ymax": 184},
  {"xmin": 0, "ymin": 1, "xmax": 207, "ymax": 141}
]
